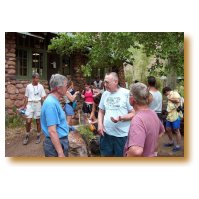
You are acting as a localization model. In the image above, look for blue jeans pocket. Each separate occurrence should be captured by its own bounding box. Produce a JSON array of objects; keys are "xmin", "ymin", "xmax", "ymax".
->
[{"xmin": 43, "ymin": 139, "xmax": 58, "ymax": 157}]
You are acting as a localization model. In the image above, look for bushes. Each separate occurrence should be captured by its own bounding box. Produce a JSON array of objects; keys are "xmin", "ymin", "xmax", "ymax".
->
[
  {"xmin": 77, "ymin": 125, "xmax": 95, "ymax": 144},
  {"xmin": 5, "ymin": 113, "xmax": 24, "ymax": 128}
]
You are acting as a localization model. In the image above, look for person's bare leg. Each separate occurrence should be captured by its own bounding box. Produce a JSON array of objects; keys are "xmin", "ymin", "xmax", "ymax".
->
[
  {"xmin": 35, "ymin": 119, "xmax": 41, "ymax": 144},
  {"xmin": 23, "ymin": 118, "xmax": 32, "ymax": 145},
  {"xmin": 174, "ymin": 128, "xmax": 181, "ymax": 146},
  {"xmin": 166, "ymin": 127, "xmax": 173, "ymax": 142}
]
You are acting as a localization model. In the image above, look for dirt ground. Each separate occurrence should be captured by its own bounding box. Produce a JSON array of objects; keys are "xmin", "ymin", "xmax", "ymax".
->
[{"xmin": 5, "ymin": 126, "xmax": 184, "ymax": 157}]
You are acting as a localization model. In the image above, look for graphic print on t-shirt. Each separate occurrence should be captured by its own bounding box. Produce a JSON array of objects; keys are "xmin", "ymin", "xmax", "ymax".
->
[{"xmin": 106, "ymin": 96, "xmax": 121, "ymax": 109}]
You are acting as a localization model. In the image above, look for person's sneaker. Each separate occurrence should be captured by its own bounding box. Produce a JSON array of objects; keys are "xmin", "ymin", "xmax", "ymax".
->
[
  {"xmin": 35, "ymin": 135, "xmax": 41, "ymax": 144},
  {"xmin": 23, "ymin": 135, "xmax": 29, "ymax": 145},
  {"xmin": 172, "ymin": 146, "xmax": 181, "ymax": 152},
  {"xmin": 164, "ymin": 143, "xmax": 174, "ymax": 147}
]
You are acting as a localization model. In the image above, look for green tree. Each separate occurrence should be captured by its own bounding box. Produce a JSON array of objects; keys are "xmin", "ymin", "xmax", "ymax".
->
[{"xmin": 48, "ymin": 32, "xmax": 184, "ymax": 78}]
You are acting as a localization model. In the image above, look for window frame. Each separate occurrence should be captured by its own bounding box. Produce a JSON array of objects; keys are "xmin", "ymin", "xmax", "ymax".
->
[{"xmin": 16, "ymin": 34, "xmax": 47, "ymax": 80}]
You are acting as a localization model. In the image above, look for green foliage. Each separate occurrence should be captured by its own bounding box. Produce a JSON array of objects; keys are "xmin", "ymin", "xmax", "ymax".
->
[
  {"xmin": 134, "ymin": 32, "xmax": 184, "ymax": 76},
  {"xmin": 176, "ymin": 80, "xmax": 184, "ymax": 97},
  {"xmin": 77, "ymin": 125, "xmax": 95, "ymax": 144},
  {"xmin": 48, "ymin": 32, "xmax": 184, "ymax": 78},
  {"xmin": 125, "ymin": 45, "xmax": 154, "ymax": 85},
  {"xmin": 81, "ymin": 64, "xmax": 92, "ymax": 77},
  {"xmin": 5, "ymin": 113, "xmax": 24, "ymax": 128}
]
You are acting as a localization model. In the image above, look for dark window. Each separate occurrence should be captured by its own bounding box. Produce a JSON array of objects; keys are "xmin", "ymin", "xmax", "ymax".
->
[
  {"xmin": 32, "ymin": 52, "xmax": 44, "ymax": 77},
  {"xmin": 16, "ymin": 49, "xmax": 28, "ymax": 77},
  {"xmin": 16, "ymin": 33, "xmax": 46, "ymax": 79},
  {"xmin": 61, "ymin": 56, "xmax": 71, "ymax": 75}
]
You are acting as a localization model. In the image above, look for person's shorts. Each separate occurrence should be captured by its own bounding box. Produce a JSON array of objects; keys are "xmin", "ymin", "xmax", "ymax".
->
[
  {"xmin": 25, "ymin": 101, "xmax": 41, "ymax": 119},
  {"xmin": 43, "ymin": 136, "xmax": 69, "ymax": 157},
  {"xmin": 82, "ymin": 102, "xmax": 93, "ymax": 114},
  {"xmin": 166, "ymin": 117, "xmax": 181, "ymax": 129},
  {"xmin": 64, "ymin": 103, "xmax": 74, "ymax": 116},
  {"xmin": 100, "ymin": 132, "xmax": 127, "ymax": 157}
]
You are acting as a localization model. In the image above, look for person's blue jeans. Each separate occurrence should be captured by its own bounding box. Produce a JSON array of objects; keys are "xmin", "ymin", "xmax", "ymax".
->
[
  {"xmin": 100, "ymin": 133, "xmax": 127, "ymax": 157},
  {"xmin": 43, "ymin": 136, "xmax": 69, "ymax": 157}
]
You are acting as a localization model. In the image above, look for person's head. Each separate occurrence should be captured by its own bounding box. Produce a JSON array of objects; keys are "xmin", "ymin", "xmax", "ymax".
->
[
  {"xmin": 96, "ymin": 76, "xmax": 100, "ymax": 81},
  {"xmin": 67, "ymin": 80, "xmax": 73, "ymax": 89},
  {"xmin": 147, "ymin": 76, "xmax": 156, "ymax": 87},
  {"xmin": 49, "ymin": 74, "xmax": 68, "ymax": 97},
  {"xmin": 32, "ymin": 73, "xmax": 40, "ymax": 85},
  {"xmin": 134, "ymin": 80, "xmax": 139, "ymax": 83},
  {"xmin": 93, "ymin": 93, "xmax": 102, "ymax": 105},
  {"xmin": 162, "ymin": 86, "xmax": 172, "ymax": 96},
  {"xmin": 84, "ymin": 82, "xmax": 91, "ymax": 91},
  {"xmin": 129, "ymin": 83, "xmax": 151, "ymax": 107},
  {"xmin": 104, "ymin": 72, "xmax": 119, "ymax": 92}
]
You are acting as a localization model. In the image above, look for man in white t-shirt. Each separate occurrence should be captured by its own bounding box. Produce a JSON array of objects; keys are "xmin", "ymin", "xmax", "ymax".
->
[
  {"xmin": 22, "ymin": 73, "xmax": 46, "ymax": 145},
  {"xmin": 147, "ymin": 76, "xmax": 163, "ymax": 121},
  {"xmin": 93, "ymin": 76, "xmax": 103, "ymax": 90},
  {"xmin": 98, "ymin": 72, "xmax": 134, "ymax": 157}
]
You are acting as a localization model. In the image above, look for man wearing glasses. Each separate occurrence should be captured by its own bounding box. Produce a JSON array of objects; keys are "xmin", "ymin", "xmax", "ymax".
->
[
  {"xmin": 22, "ymin": 73, "xmax": 46, "ymax": 145},
  {"xmin": 98, "ymin": 72, "xmax": 135, "ymax": 157}
]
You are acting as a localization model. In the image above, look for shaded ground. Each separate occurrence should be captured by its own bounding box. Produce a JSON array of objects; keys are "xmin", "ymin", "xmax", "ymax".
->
[
  {"xmin": 5, "ymin": 127, "xmax": 44, "ymax": 157},
  {"xmin": 5, "ymin": 126, "xmax": 184, "ymax": 157}
]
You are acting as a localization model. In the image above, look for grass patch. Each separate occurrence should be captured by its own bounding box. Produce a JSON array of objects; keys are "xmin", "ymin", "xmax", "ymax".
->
[{"xmin": 5, "ymin": 113, "xmax": 25, "ymax": 128}]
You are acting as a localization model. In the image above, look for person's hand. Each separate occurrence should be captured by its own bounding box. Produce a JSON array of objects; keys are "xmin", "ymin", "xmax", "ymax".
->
[
  {"xmin": 110, "ymin": 116, "xmax": 122, "ymax": 123},
  {"xmin": 21, "ymin": 105, "xmax": 26, "ymax": 110},
  {"xmin": 88, "ymin": 118, "xmax": 97, "ymax": 124},
  {"xmin": 89, "ymin": 113, "xmax": 96, "ymax": 121},
  {"xmin": 98, "ymin": 124, "xmax": 105, "ymax": 136},
  {"xmin": 75, "ymin": 91, "xmax": 79, "ymax": 95},
  {"xmin": 58, "ymin": 152, "xmax": 65, "ymax": 157}
]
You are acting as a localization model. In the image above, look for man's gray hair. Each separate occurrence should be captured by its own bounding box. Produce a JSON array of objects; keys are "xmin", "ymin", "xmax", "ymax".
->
[
  {"xmin": 130, "ymin": 82, "xmax": 150, "ymax": 105},
  {"xmin": 49, "ymin": 74, "xmax": 68, "ymax": 90},
  {"xmin": 106, "ymin": 72, "xmax": 118, "ymax": 81}
]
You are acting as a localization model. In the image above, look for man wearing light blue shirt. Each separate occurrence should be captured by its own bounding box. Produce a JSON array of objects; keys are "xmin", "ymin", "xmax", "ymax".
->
[{"xmin": 98, "ymin": 72, "xmax": 134, "ymax": 157}]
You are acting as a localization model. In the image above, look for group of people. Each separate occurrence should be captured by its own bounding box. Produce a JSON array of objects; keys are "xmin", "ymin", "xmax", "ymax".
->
[{"xmin": 20, "ymin": 72, "xmax": 183, "ymax": 157}]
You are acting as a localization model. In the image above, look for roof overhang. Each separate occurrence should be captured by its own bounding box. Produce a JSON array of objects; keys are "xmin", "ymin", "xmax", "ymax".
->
[{"xmin": 17, "ymin": 32, "xmax": 45, "ymax": 39}]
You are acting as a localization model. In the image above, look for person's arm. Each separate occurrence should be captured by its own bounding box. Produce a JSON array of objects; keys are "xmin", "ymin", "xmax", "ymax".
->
[
  {"xmin": 89, "ymin": 102, "xmax": 97, "ymax": 121},
  {"xmin": 48, "ymin": 125, "xmax": 65, "ymax": 157},
  {"xmin": 126, "ymin": 146, "xmax": 143, "ymax": 157},
  {"xmin": 93, "ymin": 89, "xmax": 100, "ymax": 97},
  {"xmin": 168, "ymin": 98, "xmax": 180, "ymax": 104},
  {"xmin": 81, "ymin": 90, "xmax": 85, "ymax": 99},
  {"xmin": 98, "ymin": 108, "xmax": 105, "ymax": 136},
  {"xmin": 110, "ymin": 110, "xmax": 135, "ymax": 123},
  {"xmin": 167, "ymin": 92, "xmax": 180, "ymax": 104},
  {"xmin": 65, "ymin": 91, "xmax": 79, "ymax": 102},
  {"xmin": 41, "ymin": 85, "xmax": 46, "ymax": 102},
  {"xmin": 41, "ymin": 96, "xmax": 46, "ymax": 102},
  {"xmin": 22, "ymin": 96, "xmax": 28, "ymax": 109}
]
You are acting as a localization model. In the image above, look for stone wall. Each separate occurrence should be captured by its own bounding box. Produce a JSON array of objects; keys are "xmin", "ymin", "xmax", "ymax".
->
[
  {"xmin": 5, "ymin": 32, "xmax": 16, "ymax": 82},
  {"xmin": 5, "ymin": 33, "xmax": 49, "ymax": 116},
  {"xmin": 5, "ymin": 80, "xmax": 49, "ymax": 115}
]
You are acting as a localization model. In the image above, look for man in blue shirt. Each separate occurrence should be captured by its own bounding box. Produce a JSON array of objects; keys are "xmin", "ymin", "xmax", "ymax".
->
[{"xmin": 41, "ymin": 74, "xmax": 69, "ymax": 157}]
